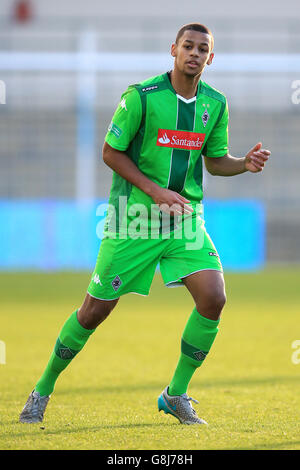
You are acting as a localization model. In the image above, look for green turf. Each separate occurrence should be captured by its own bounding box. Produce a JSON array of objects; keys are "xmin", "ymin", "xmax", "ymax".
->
[{"xmin": 0, "ymin": 268, "xmax": 300, "ymax": 450}]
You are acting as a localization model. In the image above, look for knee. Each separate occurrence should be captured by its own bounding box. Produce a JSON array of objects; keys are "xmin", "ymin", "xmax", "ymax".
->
[
  {"xmin": 78, "ymin": 295, "xmax": 119, "ymax": 329},
  {"xmin": 196, "ymin": 289, "xmax": 226, "ymax": 319},
  {"xmin": 214, "ymin": 290, "xmax": 226, "ymax": 313},
  {"xmin": 88, "ymin": 300, "xmax": 115, "ymax": 321}
]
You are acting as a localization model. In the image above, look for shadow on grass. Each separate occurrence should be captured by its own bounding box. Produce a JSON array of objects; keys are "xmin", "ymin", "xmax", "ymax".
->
[
  {"xmin": 222, "ymin": 440, "xmax": 300, "ymax": 450},
  {"xmin": 54, "ymin": 374, "xmax": 300, "ymax": 396},
  {"xmin": 7, "ymin": 421, "xmax": 178, "ymax": 439}
]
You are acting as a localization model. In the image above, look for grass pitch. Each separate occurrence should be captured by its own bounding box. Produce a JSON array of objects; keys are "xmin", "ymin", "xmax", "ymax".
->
[{"xmin": 0, "ymin": 268, "xmax": 300, "ymax": 450}]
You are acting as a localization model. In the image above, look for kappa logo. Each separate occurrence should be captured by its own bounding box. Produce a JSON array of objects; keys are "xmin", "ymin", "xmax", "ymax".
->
[
  {"xmin": 157, "ymin": 129, "xmax": 206, "ymax": 151},
  {"xmin": 119, "ymin": 98, "xmax": 127, "ymax": 111},
  {"xmin": 92, "ymin": 273, "xmax": 102, "ymax": 285}
]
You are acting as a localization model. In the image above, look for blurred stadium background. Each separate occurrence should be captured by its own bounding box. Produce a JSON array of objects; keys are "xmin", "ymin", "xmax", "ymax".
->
[
  {"xmin": 0, "ymin": 0, "xmax": 300, "ymax": 271},
  {"xmin": 1, "ymin": 2, "xmax": 300, "ymax": 450}
]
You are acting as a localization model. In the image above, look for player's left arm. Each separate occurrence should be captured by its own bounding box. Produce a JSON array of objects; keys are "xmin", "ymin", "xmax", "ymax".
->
[
  {"xmin": 204, "ymin": 142, "xmax": 271, "ymax": 176},
  {"xmin": 202, "ymin": 97, "xmax": 270, "ymax": 176}
]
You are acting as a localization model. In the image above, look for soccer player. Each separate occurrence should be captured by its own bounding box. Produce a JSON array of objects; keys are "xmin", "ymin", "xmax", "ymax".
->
[{"xmin": 20, "ymin": 23, "xmax": 270, "ymax": 425}]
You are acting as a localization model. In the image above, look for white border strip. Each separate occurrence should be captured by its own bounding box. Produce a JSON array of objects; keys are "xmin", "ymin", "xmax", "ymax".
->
[
  {"xmin": 0, "ymin": 52, "xmax": 299, "ymax": 72},
  {"xmin": 87, "ymin": 290, "xmax": 148, "ymax": 301},
  {"xmin": 165, "ymin": 268, "xmax": 223, "ymax": 287}
]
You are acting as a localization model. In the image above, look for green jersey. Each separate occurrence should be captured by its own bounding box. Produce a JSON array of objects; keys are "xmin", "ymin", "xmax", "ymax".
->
[{"xmin": 104, "ymin": 72, "xmax": 228, "ymax": 236}]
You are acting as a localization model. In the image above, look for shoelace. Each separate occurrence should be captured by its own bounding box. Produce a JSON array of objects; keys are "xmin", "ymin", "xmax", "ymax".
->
[
  {"xmin": 186, "ymin": 396, "xmax": 199, "ymax": 405},
  {"xmin": 31, "ymin": 392, "xmax": 46, "ymax": 420},
  {"xmin": 184, "ymin": 396, "xmax": 199, "ymax": 415},
  {"xmin": 32, "ymin": 394, "xmax": 41, "ymax": 415}
]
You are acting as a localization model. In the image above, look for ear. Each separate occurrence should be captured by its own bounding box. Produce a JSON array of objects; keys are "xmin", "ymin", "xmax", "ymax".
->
[
  {"xmin": 171, "ymin": 42, "xmax": 177, "ymax": 58},
  {"xmin": 206, "ymin": 52, "xmax": 214, "ymax": 66}
]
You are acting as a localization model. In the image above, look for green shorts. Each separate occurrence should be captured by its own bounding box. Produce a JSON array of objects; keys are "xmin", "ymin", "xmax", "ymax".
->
[{"xmin": 87, "ymin": 216, "xmax": 222, "ymax": 300}]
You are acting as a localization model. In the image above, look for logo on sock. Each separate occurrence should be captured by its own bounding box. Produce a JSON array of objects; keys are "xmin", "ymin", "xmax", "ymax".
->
[
  {"xmin": 54, "ymin": 338, "xmax": 78, "ymax": 360},
  {"xmin": 193, "ymin": 350, "xmax": 208, "ymax": 361},
  {"xmin": 58, "ymin": 347, "xmax": 76, "ymax": 360}
]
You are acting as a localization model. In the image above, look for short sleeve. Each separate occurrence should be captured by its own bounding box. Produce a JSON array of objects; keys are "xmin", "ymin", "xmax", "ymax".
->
[
  {"xmin": 105, "ymin": 86, "xmax": 142, "ymax": 151},
  {"xmin": 203, "ymin": 99, "xmax": 229, "ymax": 158}
]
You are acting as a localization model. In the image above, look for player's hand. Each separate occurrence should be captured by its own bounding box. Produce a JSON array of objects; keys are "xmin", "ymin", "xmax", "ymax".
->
[
  {"xmin": 245, "ymin": 142, "xmax": 271, "ymax": 173},
  {"xmin": 150, "ymin": 186, "xmax": 194, "ymax": 216}
]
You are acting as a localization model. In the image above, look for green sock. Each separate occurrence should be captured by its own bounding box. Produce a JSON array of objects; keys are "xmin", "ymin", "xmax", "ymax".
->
[
  {"xmin": 35, "ymin": 310, "xmax": 95, "ymax": 396},
  {"xmin": 168, "ymin": 308, "xmax": 220, "ymax": 396}
]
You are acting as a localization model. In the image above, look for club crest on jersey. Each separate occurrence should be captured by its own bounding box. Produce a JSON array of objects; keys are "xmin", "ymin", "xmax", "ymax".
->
[
  {"xmin": 156, "ymin": 129, "xmax": 205, "ymax": 150},
  {"xmin": 201, "ymin": 109, "xmax": 210, "ymax": 127}
]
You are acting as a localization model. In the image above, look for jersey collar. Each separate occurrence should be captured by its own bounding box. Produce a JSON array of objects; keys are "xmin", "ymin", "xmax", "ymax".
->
[{"xmin": 165, "ymin": 71, "xmax": 202, "ymax": 101}]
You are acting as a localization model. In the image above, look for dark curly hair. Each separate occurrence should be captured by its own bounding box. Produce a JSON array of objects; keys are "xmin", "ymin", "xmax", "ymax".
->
[{"xmin": 176, "ymin": 23, "xmax": 214, "ymax": 50}]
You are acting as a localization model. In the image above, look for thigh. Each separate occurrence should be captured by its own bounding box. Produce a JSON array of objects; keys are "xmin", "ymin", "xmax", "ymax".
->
[
  {"xmin": 87, "ymin": 235, "xmax": 165, "ymax": 300},
  {"xmin": 160, "ymin": 216, "xmax": 223, "ymax": 288}
]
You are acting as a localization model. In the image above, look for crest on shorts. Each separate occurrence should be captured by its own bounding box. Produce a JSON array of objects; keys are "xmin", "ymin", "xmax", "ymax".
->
[{"xmin": 111, "ymin": 275, "xmax": 122, "ymax": 291}]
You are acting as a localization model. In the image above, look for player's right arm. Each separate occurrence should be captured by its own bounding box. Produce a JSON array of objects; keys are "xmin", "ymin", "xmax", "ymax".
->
[
  {"xmin": 103, "ymin": 143, "xmax": 192, "ymax": 215},
  {"xmin": 103, "ymin": 87, "xmax": 192, "ymax": 215}
]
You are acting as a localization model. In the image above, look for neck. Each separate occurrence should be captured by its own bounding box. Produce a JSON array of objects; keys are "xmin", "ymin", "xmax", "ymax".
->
[{"xmin": 170, "ymin": 69, "xmax": 201, "ymax": 100}]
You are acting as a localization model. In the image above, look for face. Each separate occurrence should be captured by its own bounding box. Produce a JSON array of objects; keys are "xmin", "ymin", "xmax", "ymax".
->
[{"xmin": 171, "ymin": 30, "xmax": 214, "ymax": 77}]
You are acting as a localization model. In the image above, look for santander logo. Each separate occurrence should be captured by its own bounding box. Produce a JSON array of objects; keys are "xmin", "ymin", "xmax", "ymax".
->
[
  {"xmin": 158, "ymin": 132, "xmax": 170, "ymax": 144},
  {"xmin": 157, "ymin": 129, "xmax": 205, "ymax": 151}
]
